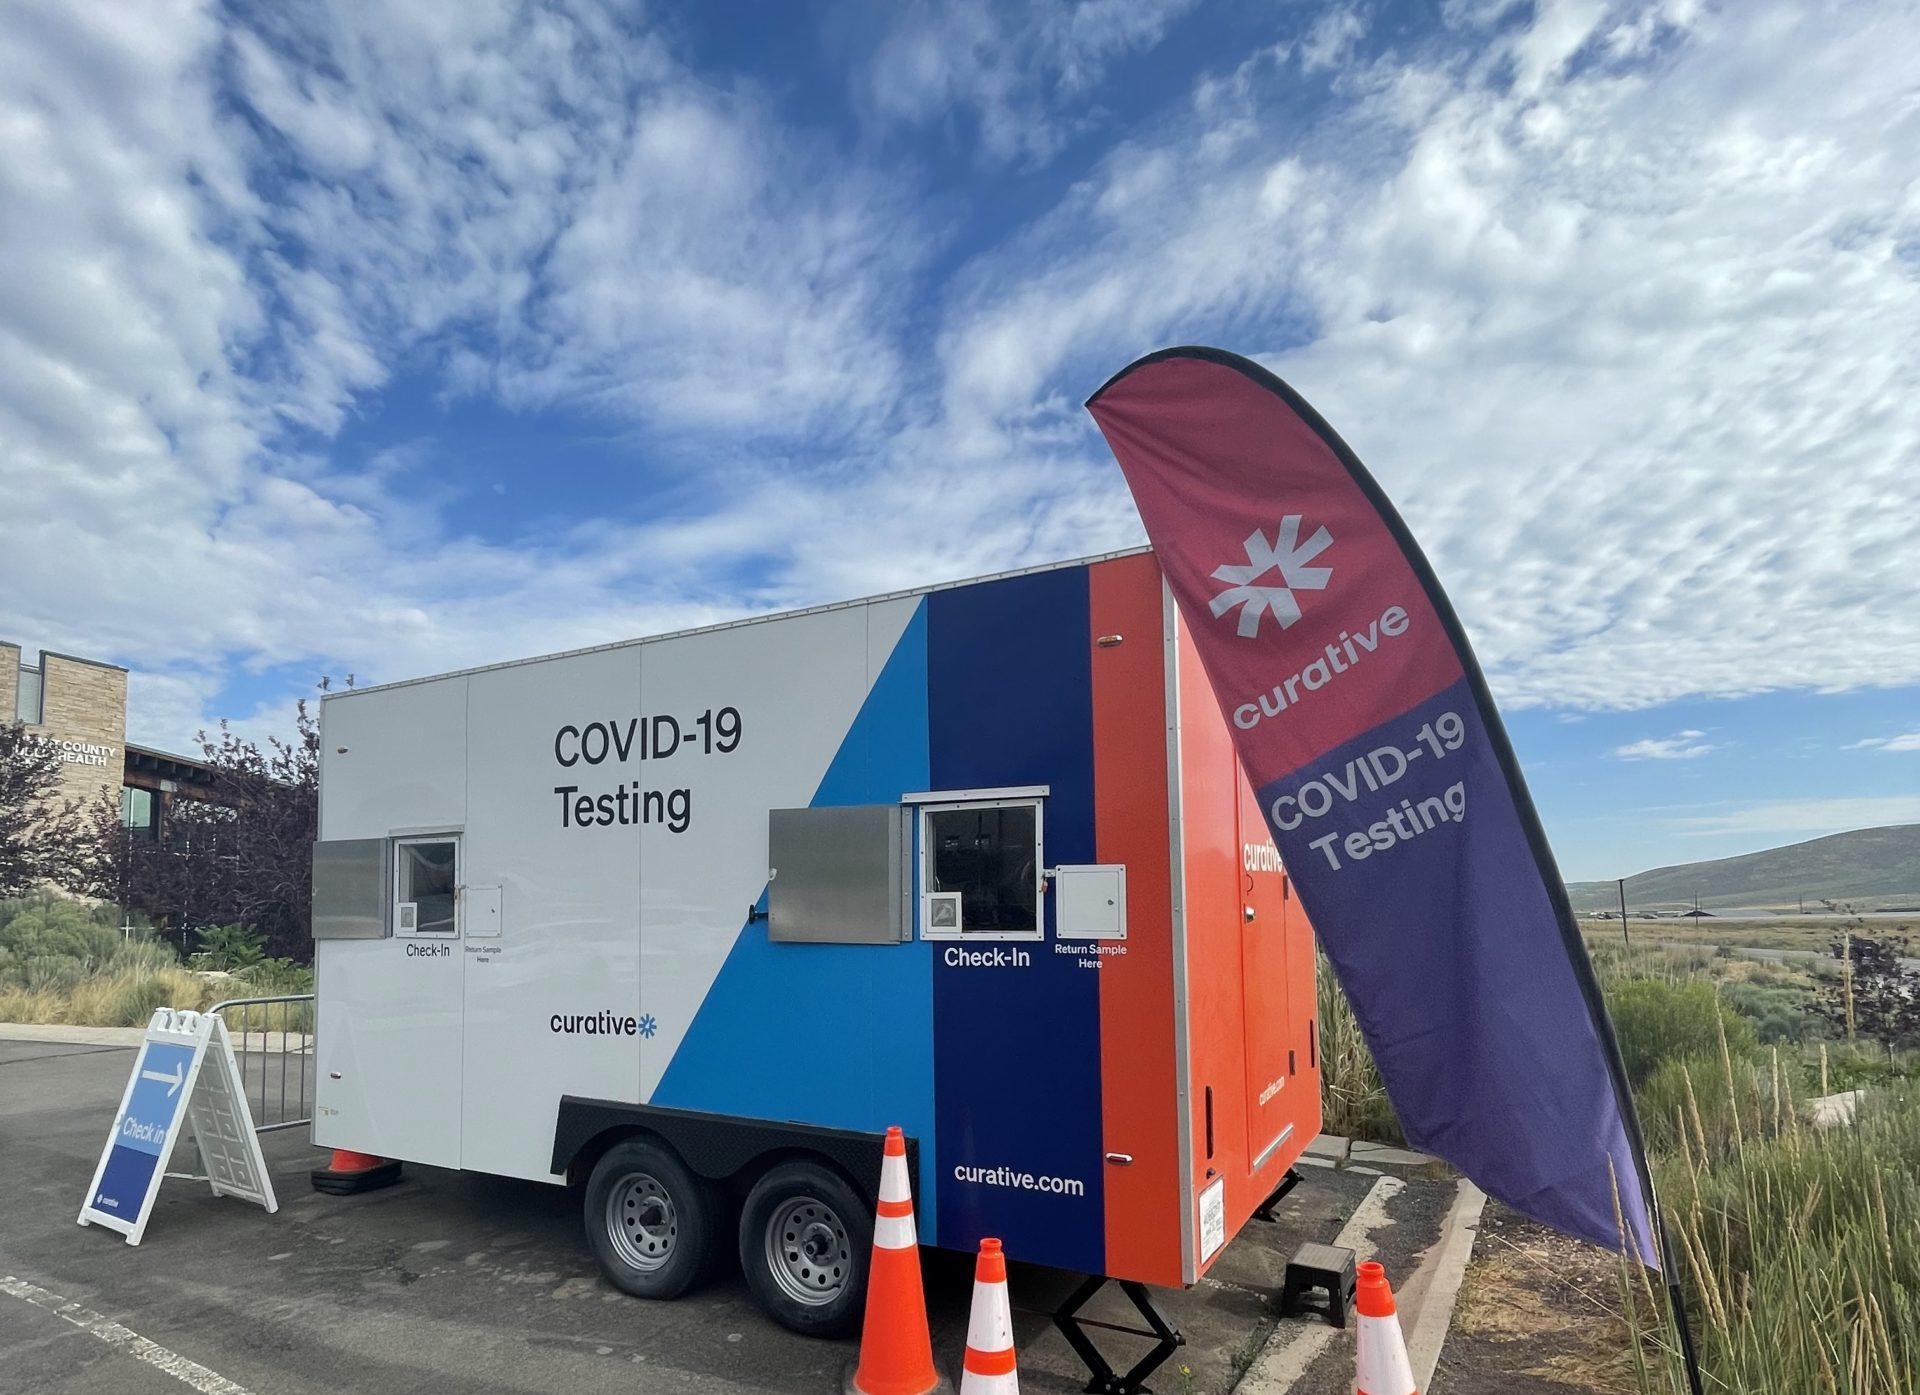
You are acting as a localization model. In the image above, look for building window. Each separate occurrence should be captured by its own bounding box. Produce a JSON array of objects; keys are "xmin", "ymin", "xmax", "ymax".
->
[
  {"xmin": 121, "ymin": 786, "xmax": 157, "ymax": 840},
  {"xmin": 16, "ymin": 665, "xmax": 42, "ymax": 724}
]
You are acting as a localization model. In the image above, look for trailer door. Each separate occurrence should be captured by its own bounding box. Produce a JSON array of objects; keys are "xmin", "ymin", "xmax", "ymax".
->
[
  {"xmin": 330, "ymin": 832, "xmax": 464, "ymax": 1168},
  {"xmin": 1235, "ymin": 776, "xmax": 1296, "ymax": 1170}
]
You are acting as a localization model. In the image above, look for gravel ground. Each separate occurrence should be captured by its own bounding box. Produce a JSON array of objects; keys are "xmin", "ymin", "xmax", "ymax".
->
[{"xmin": 1427, "ymin": 1205, "xmax": 1647, "ymax": 1395}]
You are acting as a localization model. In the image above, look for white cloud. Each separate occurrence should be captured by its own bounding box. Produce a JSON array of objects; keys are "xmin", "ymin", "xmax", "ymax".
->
[
  {"xmin": 1301, "ymin": 4, "xmax": 1370, "ymax": 73},
  {"xmin": 0, "ymin": 0, "xmax": 931, "ymax": 743},
  {"xmin": 4, "ymin": 0, "xmax": 1920, "ymax": 760},
  {"xmin": 1507, "ymin": 0, "xmax": 1607, "ymax": 98},
  {"xmin": 220, "ymin": 2, "xmax": 915, "ymax": 442},
  {"xmin": 1667, "ymin": 799, "xmax": 1920, "ymax": 838},
  {"xmin": 938, "ymin": 0, "xmax": 1920, "ymax": 711},
  {"xmin": 1847, "ymin": 732, "xmax": 1920, "ymax": 752},
  {"xmin": 1613, "ymin": 730, "xmax": 1717, "ymax": 761},
  {"xmin": 860, "ymin": 0, "xmax": 1199, "ymax": 166}
]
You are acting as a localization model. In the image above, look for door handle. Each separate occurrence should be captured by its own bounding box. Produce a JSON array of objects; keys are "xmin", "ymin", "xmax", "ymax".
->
[
  {"xmin": 1243, "ymin": 905, "xmax": 1256, "ymax": 923},
  {"xmin": 1104, "ymin": 1153, "xmax": 1134, "ymax": 1166}
]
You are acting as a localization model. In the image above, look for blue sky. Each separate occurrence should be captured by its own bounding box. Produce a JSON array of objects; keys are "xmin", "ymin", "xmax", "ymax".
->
[{"xmin": 1, "ymin": 0, "xmax": 1917, "ymax": 880}]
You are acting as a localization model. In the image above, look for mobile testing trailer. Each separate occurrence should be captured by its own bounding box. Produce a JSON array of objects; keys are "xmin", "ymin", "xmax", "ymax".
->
[{"xmin": 310, "ymin": 548, "xmax": 1321, "ymax": 1361}]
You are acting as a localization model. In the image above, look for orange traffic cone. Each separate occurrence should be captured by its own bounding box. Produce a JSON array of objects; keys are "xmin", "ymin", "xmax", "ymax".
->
[
  {"xmin": 850, "ymin": 1127, "xmax": 942, "ymax": 1395},
  {"xmin": 959, "ymin": 1238, "xmax": 1018, "ymax": 1394},
  {"xmin": 310, "ymin": 1148, "xmax": 402, "ymax": 1195},
  {"xmin": 1354, "ymin": 1260, "xmax": 1418, "ymax": 1395}
]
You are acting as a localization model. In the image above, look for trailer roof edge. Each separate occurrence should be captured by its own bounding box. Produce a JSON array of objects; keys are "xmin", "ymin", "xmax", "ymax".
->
[{"xmin": 324, "ymin": 545, "xmax": 1156, "ymax": 701}]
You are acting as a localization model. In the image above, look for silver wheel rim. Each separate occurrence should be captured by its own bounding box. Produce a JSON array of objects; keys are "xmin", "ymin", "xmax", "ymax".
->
[
  {"xmin": 607, "ymin": 1172, "xmax": 677, "ymax": 1272},
  {"xmin": 764, "ymin": 1195, "xmax": 852, "ymax": 1306}
]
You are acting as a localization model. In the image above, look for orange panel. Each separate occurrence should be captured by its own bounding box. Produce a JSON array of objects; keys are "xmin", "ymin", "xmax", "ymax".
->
[
  {"xmin": 1237, "ymin": 775, "xmax": 1294, "ymax": 1162},
  {"xmin": 1088, "ymin": 554, "xmax": 1183, "ymax": 1287},
  {"xmin": 1284, "ymin": 835, "xmax": 1324, "ymax": 1153},
  {"xmin": 1176, "ymin": 619, "xmax": 1250, "ymax": 1273},
  {"xmin": 1177, "ymin": 618, "xmax": 1322, "ymax": 1277}
]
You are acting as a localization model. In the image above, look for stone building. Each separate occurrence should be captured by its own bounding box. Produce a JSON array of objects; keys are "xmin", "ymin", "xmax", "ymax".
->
[
  {"xmin": 3, "ymin": 642, "xmax": 216, "ymax": 838},
  {"xmin": 2, "ymin": 643, "xmax": 127, "ymax": 813}
]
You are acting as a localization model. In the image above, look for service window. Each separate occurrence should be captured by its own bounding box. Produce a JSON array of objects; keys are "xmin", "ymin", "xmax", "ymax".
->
[
  {"xmin": 920, "ymin": 801, "xmax": 1043, "ymax": 941},
  {"xmin": 395, "ymin": 837, "xmax": 459, "ymax": 936}
]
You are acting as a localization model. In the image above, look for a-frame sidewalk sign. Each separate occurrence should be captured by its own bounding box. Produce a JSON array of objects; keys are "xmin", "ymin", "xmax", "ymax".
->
[{"xmin": 78, "ymin": 1006, "xmax": 278, "ymax": 1245}]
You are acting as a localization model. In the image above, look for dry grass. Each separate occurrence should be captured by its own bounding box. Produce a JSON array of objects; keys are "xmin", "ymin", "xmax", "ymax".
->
[
  {"xmin": 1452, "ymin": 1218, "xmax": 1641, "ymax": 1394},
  {"xmin": 1316, "ymin": 950, "xmax": 1404, "ymax": 1143},
  {"xmin": 1328, "ymin": 926, "xmax": 1918, "ymax": 1393},
  {"xmin": 1623, "ymin": 1042, "xmax": 1920, "ymax": 1394},
  {"xmin": 1582, "ymin": 915, "xmax": 1910, "ymax": 956},
  {"xmin": 0, "ymin": 967, "xmax": 220, "ymax": 1026}
]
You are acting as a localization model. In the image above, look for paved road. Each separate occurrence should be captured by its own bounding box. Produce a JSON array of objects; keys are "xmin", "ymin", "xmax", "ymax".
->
[
  {"xmin": 0, "ymin": 1037, "xmax": 1412, "ymax": 1395},
  {"xmin": 1647, "ymin": 940, "xmax": 1920, "ymax": 972}
]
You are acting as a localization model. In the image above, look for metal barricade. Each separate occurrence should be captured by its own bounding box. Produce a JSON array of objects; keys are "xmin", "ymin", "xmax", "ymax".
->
[{"xmin": 208, "ymin": 995, "xmax": 316, "ymax": 1134}]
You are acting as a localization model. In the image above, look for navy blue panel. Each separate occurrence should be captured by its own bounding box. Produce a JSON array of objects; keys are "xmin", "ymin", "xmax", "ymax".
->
[
  {"xmin": 92, "ymin": 1145, "xmax": 160, "ymax": 1221},
  {"xmin": 927, "ymin": 566, "xmax": 1104, "ymax": 1276}
]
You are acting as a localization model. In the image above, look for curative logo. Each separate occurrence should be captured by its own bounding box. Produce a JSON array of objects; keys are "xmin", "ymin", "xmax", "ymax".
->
[{"xmin": 1209, "ymin": 517, "xmax": 1333, "ymax": 637}]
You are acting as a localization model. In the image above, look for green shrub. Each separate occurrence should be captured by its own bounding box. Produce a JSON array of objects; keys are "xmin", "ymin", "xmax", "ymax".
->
[
  {"xmin": 1635, "ymin": 1049, "xmax": 1789, "ymax": 1163},
  {"xmin": 0, "ymin": 900, "xmax": 215, "ymax": 1025},
  {"xmin": 108, "ymin": 938, "xmax": 179, "ymax": 975},
  {"xmin": 188, "ymin": 924, "xmax": 265, "ymax": 972},
  {"xmin": 1719, "ymin": 978, "xmax": 1819, "ymax": 1044},
  {"xmin": 235, "ymin": 957, "xmax": 314, "ymax": 996},
  {"xmin": 1821, "ymin": 1044, "xmax": 1920, "ymax": 1092},
  {"xmin": 0, "ymin": 894, "xmax": 120, "ymax": 936},
  {"xmin": 107, "ymin": 974, "xmax": 178, "ymax": 1026},
  {"xmin": 0, "ymin": 900, "xmax": 121, "ymax": 986},
  {"xmin": 21, "ymin": 954, "xmax": 89, "ymax": 992},
  {"xmin": 1605, "ymin": 977, "xmax": 1755, "ymax": 1086}
]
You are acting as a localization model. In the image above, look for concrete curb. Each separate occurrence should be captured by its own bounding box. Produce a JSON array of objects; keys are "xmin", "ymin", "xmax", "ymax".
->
[
  {"xmin": 1296, "ymin": 1133, "xmax": 1449, "ymax": 1180},
  {"xmin": 0, "ymin": 1022, "xmax": 145, "ymax": 1047},
  {"xmin": 1398, "ymin": 1180, "xmax": 1487, "ymax": 1391},
  {"xmin": 1233, "ymin": 1173, "xmax": 1485, "ymax": 1394},
  {"xmin": 0, "ymin": 1022, "xmax": 312, "ymax": 1052},
  {"xmin": 1233, "ymin": 1175, "xmax": 1405, "ymax": 1393}
]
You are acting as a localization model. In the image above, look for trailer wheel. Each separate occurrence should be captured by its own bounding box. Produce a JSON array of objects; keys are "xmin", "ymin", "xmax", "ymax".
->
[
  {"xmin": 738, "ymin": 1160, "xmax": 872, "ymax": 1338},
  {"xmin": 584, "ymin": 1138, "xmax": 715, "ymax": 1300}
]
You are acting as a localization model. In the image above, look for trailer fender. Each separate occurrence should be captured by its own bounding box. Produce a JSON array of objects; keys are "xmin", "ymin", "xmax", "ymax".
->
[{"xmin": 553, "ymin": 1097, "xmax": 913, "ymax": 1202}]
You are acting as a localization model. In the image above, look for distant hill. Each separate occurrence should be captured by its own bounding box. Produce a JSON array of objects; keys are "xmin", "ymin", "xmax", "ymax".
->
[{"xmin": 1566, "ymin": 824, "xmax": 1920, "ymax": 913}]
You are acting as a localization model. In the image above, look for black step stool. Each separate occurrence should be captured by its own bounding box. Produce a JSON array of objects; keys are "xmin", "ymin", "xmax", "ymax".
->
[{"xmin": 1280, "ymin": 1242, "xmax": 1357, "ymax": 1328}]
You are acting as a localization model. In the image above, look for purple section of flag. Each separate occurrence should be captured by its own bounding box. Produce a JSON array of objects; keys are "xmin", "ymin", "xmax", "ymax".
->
[{"xmin": 1261, "ymin": 678, "xmax": 1653, "ymax": 1260}]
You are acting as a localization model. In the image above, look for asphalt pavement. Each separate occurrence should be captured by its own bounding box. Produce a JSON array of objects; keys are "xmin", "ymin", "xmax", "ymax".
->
[{"xmin": 0, "ymin": 1034, "xmax": 1428, "ymax": 1395}]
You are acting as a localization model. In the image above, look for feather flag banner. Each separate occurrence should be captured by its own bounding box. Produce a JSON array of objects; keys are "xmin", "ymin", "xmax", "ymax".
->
[{"xmin": 1087, "ymin": 346, "xmax": 1659, "ymax": 1265}]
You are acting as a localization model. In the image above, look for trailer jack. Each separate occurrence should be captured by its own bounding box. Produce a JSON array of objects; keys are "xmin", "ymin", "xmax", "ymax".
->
[
  {"xmin": 1052, "ymin": 1275, "xmax": 1185, "ymax": 1394},
  {"xmin": 1252, "ymin": 1166, "xmax": 1304, "ymax": 1223}
]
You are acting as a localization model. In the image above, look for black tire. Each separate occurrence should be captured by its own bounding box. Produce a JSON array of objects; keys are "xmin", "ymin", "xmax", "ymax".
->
[
  {"xmin": 738, "ymin": 1159, "xmax": 873, "ymax": 1338},
  {"xmin": 584, "ymin": 1137, "xmax": 717, "ymax": 1300}
]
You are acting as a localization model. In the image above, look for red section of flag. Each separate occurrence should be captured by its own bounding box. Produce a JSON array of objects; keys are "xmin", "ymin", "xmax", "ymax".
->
[{"xmin": 1088, "ymin": 354, "xmax": 1462, "ymax": 787}]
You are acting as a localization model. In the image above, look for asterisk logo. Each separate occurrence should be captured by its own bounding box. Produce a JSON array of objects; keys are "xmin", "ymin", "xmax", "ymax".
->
[
  {"xmin": 1209, "ymin": 517, "xmax": 1333, "ymax": 638},
  {"xmin": 637, "ymin": 1014, "xmax": 657, "ymax": 1039}
]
